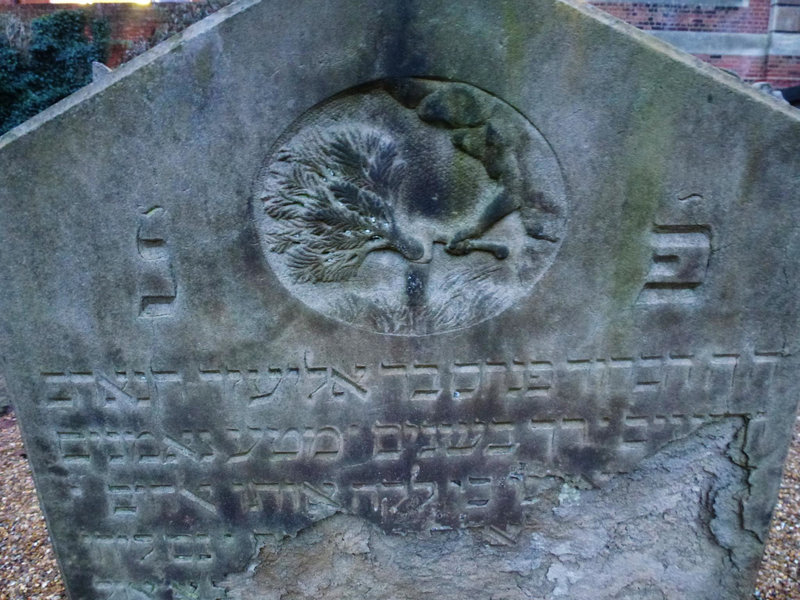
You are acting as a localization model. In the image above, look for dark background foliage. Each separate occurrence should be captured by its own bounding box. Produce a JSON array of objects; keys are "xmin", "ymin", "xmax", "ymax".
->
[{"xmin": 0, "ymin": 11, "xmax": 109, "ymax": 136}]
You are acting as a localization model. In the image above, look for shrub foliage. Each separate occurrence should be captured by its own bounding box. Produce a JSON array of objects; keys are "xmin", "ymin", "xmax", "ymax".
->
[{"xmin": 0, "ymin": 11, "xmax": 109, "ymax": 136}]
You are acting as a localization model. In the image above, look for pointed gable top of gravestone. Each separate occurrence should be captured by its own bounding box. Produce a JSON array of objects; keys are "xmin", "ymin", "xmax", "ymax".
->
[
  {"xmin": 1, "ymin": 1, "xmax": 798, "ymax": 599},
  {"xmin": 0, "ymin": 0, "xmax": 796, "ymax": 152}
]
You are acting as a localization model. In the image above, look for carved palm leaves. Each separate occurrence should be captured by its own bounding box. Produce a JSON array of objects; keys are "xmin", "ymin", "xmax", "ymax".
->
[{"xmin": 261, "ymin": 127, "xmax": 413, "ymax": 283}]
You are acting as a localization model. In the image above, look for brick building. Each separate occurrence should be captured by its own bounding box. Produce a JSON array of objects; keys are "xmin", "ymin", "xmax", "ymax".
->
[
  {"xmin": 595, "ymin": 0, "xmax": 800, "ymax": 87},
  {"xmin": 1, "ymin": 0, "xmax": 799, "ymax": 87}
]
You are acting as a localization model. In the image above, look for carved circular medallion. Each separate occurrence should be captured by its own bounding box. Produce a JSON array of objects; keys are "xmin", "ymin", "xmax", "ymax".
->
[{"xmin": 254, "ymin": 79, "xmax": 567, "ymax": 335}]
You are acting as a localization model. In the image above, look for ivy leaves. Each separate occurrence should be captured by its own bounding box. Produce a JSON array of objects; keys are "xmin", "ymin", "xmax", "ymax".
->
[{"xmin": 0, "ymin": 11, "xmax": 109, "ymax": 136}]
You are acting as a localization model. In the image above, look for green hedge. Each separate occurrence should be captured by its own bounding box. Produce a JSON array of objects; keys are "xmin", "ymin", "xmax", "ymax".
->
[{"xmin": 0, "ymin": 11, "xmax": 109, "ymax": 136}]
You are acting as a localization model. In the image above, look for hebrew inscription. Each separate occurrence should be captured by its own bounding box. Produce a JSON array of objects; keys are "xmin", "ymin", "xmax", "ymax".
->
[
  {"xmin": 137, "ymin": 206, "xmax": 177, "ymax": 317},
  {"xmin": 254, "ymin": 79, "xmax": 568, "ymax": 335},
  {"xmin": 638, "ymin": 225, "xmax": 711, "ymax": 304},
  {"xmin": 32, "ymin": 346, "xmax": 784, "ymax": 598},
  {"xmin": 38, "ymin": 347, "xmax": 780, "ymax": 555}
]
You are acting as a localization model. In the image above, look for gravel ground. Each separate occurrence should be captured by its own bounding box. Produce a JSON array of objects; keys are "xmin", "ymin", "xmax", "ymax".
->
[
  {"xmin": 1, "ymin": 412, "xmax": 63, "ymax": 600},
  {"xmin": 0, "ymin": 408, "xmax": 798, "ymax": 599},
  {"xmin": 754, "ymin": 418, "xmax": 800, "ymax": 598}
]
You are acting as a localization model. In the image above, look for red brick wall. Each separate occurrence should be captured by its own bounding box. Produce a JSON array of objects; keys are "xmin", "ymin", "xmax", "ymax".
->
[
  {"xmin": 695, "ymin": 54, "xmax": 768, "ymax": 80},
  {"xmin": 597, "ymin": 0, "xmax": 771, "ymax": 33},
  {"xmin": 694, "ymin": 54, "xmax": 800, "ymax": 88},
  {"xmin": 595, "ymin": 0, "xmax": 800, "ymax": 87},
  {"xmin": 765, "ymin": 55, "xmax": 800, "ymax": 86}
]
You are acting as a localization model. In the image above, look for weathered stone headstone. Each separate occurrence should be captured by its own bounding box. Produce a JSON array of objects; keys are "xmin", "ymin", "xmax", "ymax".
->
[{"xmin": 1, "ymin": 1, "xmax": 798, "ymax": 598}]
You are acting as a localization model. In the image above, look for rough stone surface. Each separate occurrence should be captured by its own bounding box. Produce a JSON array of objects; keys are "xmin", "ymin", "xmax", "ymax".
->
[
  {"xmin": 221, "ymin": 421, "xmax": 761, "ymax": 600},
  {"xmin": 0, "ymin": 0, "xmax": 799, "ymax": 599}
]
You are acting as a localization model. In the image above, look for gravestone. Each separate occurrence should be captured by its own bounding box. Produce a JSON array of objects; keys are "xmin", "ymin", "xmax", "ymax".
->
[{"xmin": 1, "ymin": 0, "xmax": 799, "ymax": 598}]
